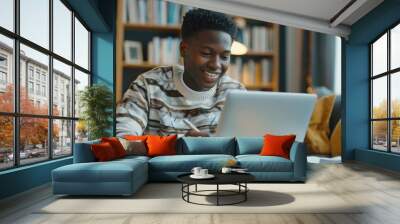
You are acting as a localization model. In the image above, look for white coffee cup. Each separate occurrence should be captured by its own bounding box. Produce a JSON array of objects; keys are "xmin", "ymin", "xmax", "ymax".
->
[
  {"xmin": 221, "ymin": 167, "xmax": 232, "ymax": 174},
  {"xmin": 191, "ymin": 167, "xmax": 202, "ymax": 176},
  {"xmin": 200, "ymin": 169, "xmax": 208, "ymax": 176}
]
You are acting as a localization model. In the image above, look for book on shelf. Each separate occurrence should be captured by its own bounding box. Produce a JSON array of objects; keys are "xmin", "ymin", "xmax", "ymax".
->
[
  {"xmin": 261, "ymin": 59, "xmax": 272, "ymax": 84},
  {"xmin": 237, "ymin": 26, "xmax": 273, "ymax": 52},
  {"xmin": 122, "ymin": 0, "xmax": 128, "ymax": 22},
  {"xmin": 227, "ymin": 57, "xmax": 242, "ymax": 82},
  {"xmin": 147, "ymin": 37, "xmax": 180, "ymax": 65},
  {"xmin": 228, "ymin": 58, "xmax": 272, "ymax": 86},
  {"xmin": 125, "ymin": 0, "xmax": 192, "ymax": 25}
]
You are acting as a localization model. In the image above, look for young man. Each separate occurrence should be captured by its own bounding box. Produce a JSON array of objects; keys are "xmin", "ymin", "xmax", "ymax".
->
[{"xmin": 116, "ymin": 8, "xmax": 245, "ymax": 137}]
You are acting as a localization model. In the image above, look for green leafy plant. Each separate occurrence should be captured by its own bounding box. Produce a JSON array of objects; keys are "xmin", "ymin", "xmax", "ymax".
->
[{"xmin": 79, "ymin": 84, "xmax": 113, "ymax": 140}]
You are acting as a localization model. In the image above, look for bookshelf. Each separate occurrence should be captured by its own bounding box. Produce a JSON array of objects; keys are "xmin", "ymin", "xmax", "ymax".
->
[
  {"xmin": 125, "ymin": 23, "xmax": 180, "ymax": 32},
  {"xmin": 116, "ymin": 0, "xmax": 280, "ymax": 102}
]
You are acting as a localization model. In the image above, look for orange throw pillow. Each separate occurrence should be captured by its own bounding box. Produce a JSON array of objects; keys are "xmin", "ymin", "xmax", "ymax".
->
[
  {"xmin": 91, "ymin": 142, "xmax": 117, "ymax": 161},
  {"xmin": 146, "ymin": 135, "xmax": 177, "ymax": 157},
  {"xmin": 260, "ymin": 134, "xmax": 296, "ymax": 159},
  {"xmin": 101, "ymin": 137, "xmax": 127, "ymax": 158},
  {"xmin": 124, "ymin": 135, "xmax": 148, "ymax": 141}
]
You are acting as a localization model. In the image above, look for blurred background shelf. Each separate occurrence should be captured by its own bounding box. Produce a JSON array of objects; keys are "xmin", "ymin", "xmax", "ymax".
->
[
  {"xmin": 245, "ymin": 84, "xmax": 274, "ymax": 90},
  {"xmin": 116, "ymin": 0, "xmax": 280, "ymax": 101},
  {"xmin": 124, "ymin": 23, "xmax": 181, "ymax": 33},
  {"xmin": 237, "ymin": 51, "xmax": 274, "ymax": 57},
  {"xmin": 123, "ymin": 62, "xmax": 164, "ymax": 69}
]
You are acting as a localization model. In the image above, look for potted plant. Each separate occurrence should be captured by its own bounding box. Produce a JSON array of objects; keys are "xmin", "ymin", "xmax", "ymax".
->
[{"xmin": 79, "ymin": 84, "xmax": 113, "ymax": 140}]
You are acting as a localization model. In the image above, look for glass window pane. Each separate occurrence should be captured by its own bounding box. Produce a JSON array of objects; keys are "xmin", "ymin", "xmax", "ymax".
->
[
  {"xmin": 75, "ymin": 17, "xmax": 89, "ymax": 70},
  {"xmin": 20, "ymin": 44, "xmax": 49, "ymax": 115},
  {"xmin": 372, "ymin": 77, "xmax": 387, "ymax": 119},
  {"xmin": 74, "ymin": 69, "xmax": 89, "ymax": 118},
  {"xmin": 391, "ymin": 72, "xmax": 400, "ymax": 118},
  {"xmin": 372, "ymin": 121, "xmax": 388, "ymax": 151},
  {"xmin": 0, "ymin": 0, "xmax": 14, "ymax": 31},
  {"xmin": 20, "ymin": 117, "xmax": 49, "ymax": 165},
  {"xmin": 372, "ymin": 33, "xmax": 387, "ymax": 76},
  {"xmin": 53, "ymin": 0, "xmax": 72, "ymax": 60},
  {"xmin": 53, "ymin": 59, "xmax": 72, "ymax": 117},
  {"xmin": 391, "ymin": 120, "xmax": 400, "ymax": 153},
  {"xmin": 391, "ymin": 24, "xmax": 400, "ymax": 70},
  {"xmin": 0, "ymin": 116, "xmax": 14, "ymax": 170},
  {"xmin": 0, "ymin": 34, "xmax": 14, "ymax": 112},
  {"xmin": 20, "ymin": 0, "xmax": 49, "ymax": 49},
  {"xmin": 75, "ymin": 120, "xmax": 88, "ymax": 143},
  {"xmin": 53, "ymin": 119, "xmax": 72, "ymax": 158}
]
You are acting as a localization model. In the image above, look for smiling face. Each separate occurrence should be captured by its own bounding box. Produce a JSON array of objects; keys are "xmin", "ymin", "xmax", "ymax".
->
[{"xmin": 180, "ymin": 30, "xmax": 232, "ymax": 91}]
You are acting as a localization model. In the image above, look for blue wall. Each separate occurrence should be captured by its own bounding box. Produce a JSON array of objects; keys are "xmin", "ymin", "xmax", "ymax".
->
[
  {"xmin": 344, "ymin": 0, "xmax": 400, "ymax": 171},
  {"xmin": 92, "ymin": 0, "xmax": 116, "ymax": 136},
  {"xmin": 0, "ymin": 0, "xmax": 116, "ymax": 200},
  {"xmin": 0, "ymin": 158, "xmax": 72, "ymax": 199}
]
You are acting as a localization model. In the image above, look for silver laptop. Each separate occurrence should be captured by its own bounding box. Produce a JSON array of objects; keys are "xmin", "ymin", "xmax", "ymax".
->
[{"xmin": 215, "ymin": 90, "xmax": 317, "ymax": 142}]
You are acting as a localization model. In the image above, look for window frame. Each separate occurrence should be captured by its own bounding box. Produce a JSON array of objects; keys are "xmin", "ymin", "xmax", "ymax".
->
[
  {"xmin": 370, "ymin": 20, "xmax": 400, "ymax": 154},
  {"xmin": 0, "ymin": 0, "xmax": 92, "ymax": 171},
  {"xmin": 0, "ymin": 53, "xmax": 7, "ymax": 88}
]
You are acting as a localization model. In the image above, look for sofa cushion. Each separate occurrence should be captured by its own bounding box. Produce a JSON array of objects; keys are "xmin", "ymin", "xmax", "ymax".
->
[
  {"xmin": 305, "ymin": 95, "xmax": 336, "ymax": 155},
  {"xmin": 119, "ymin": 138, "xmax": 147, "ymax": 156},
  {"xmin": 114, "ymin": 155, "xmax": 150, "ymax": 164},
  {"xmin": 148, "ymin": 154, "xmax": 235, "ymax": 172},
  {"xmin": 53, "ymin": 156, "xmax": 148, "ymax": 181},
  {"xmin": 124, "ymin": 135, "xmax": 148, "ymax": 141},
  {"xmin": 74, "ymin": 140, "xmax": 100, "ymax": 163},
  {"xmin": 53, "ymin": 163, "xmax": 137, "ymax": 183},
  {"xmin": 236, "ymin": 155, "xmax": 293, "ymax": 172},
  {"xmin": 236, "ymin": 137, "xmax": 263, "ymax": 155},
  {"xmin": 147, "ymin": 135, "xmax": 177, "ymax": 157},
  {"xmin": 177, "ymin": 137, "xmax": 236, "ymax": 155},
  {"xmin": 260, "ymin": 134, "xmax": 296, "ymax": 159},
  {"xmin": 52, "ymin": 157, "xmax": 148, "ymax": 195},
  {"xmin": 101, "ymin": 137, "xmax": 127, "ymax": 158},
  {"xmin": 91, "ymin": 142, "xmax": 118, "ymax": 161}
]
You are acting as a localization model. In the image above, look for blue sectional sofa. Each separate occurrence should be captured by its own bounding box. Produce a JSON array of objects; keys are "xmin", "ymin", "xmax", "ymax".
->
[{"xmin": 52, "ymin": 137, "xmax": 307, "ymax": 196}]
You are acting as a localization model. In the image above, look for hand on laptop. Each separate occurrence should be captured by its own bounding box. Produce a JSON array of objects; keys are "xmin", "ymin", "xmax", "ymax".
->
[{"xmin": 185, "ymin": 130, "xmax": 210, "ymax": 137}]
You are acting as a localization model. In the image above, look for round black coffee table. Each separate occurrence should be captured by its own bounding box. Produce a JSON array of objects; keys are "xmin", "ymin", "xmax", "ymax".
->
[{"xmin": 177, "ymin": 173, "xmax": 255, "ymax": 206}]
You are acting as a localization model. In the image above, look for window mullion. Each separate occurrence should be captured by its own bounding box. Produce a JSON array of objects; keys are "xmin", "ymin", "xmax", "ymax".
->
[
  {"xmin": 388, "ymin": 30, "xmax": 391, "ymax": 152},
  {"xmin": 71, "ymin": 11, "xmax": 76, "ymax": 155},
  {"xmin": 13, "ymin": 0, "xmax": 20, "ymax": 167},
  {"xmin": 370, "ymin": 45, "xmax": 373, "ymax": 149},
  {"xmin": 49, "ymin": 0, "xmax": 54, "ymax": 160}
]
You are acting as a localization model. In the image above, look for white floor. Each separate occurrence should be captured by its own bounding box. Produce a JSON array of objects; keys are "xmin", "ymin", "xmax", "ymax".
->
[{"xmin": 2, "ymin": 161, "xmax": 400, "ymax": 224}]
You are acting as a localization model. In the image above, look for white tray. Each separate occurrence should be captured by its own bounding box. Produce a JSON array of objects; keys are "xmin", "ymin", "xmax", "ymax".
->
[{"xmin": 190, "ymin": 174, "xmax": 215, "ymax": 179}]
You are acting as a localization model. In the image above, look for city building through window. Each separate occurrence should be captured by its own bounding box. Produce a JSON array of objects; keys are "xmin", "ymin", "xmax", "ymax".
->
[{"xmin": 0, "ymin": 0, "xmax": 91, "ymax": 170}]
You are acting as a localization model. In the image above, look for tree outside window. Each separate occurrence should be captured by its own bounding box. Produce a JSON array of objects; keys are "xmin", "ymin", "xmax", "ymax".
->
[
  {"xmin": 371, "ymin": 23, "xmax": 400, "ymax": 153},
  {"xmin": 0, "ymin": 0, "xmax": 91, "ymax": 170}
]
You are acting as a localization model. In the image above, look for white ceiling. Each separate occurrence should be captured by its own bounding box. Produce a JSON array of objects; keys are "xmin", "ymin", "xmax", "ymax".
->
[
  {"xmin": 225, "ymin": 0, "xmax": 352, "ymax": 22},
  {"xmin": 167, "ymin": 0, "xmax": 384, "ymax": 38}
]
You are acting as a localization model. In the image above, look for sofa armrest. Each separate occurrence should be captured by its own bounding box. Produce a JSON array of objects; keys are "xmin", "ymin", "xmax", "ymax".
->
[
  {"xmin": 73, "ymin": 140, "xmax": 100, "ymax": 163},
  {"xmin": 289, "ymin": 142, "xmax": 307, "ymax": 182}
]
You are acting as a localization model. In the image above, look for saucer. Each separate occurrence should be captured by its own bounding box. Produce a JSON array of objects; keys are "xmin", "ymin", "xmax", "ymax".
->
[
  {"xmin": 232, "ymin": 170, "xmax": 249, "ymax": 174},
  {"xmin": 190, "ymin": 174, "xmax": 215, "ymax": 179}
]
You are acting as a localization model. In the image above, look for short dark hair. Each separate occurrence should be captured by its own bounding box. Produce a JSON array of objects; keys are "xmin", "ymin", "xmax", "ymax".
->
[{"xmin": 181, "ymin": 8, "xmax": 237, "ymax": 41}]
